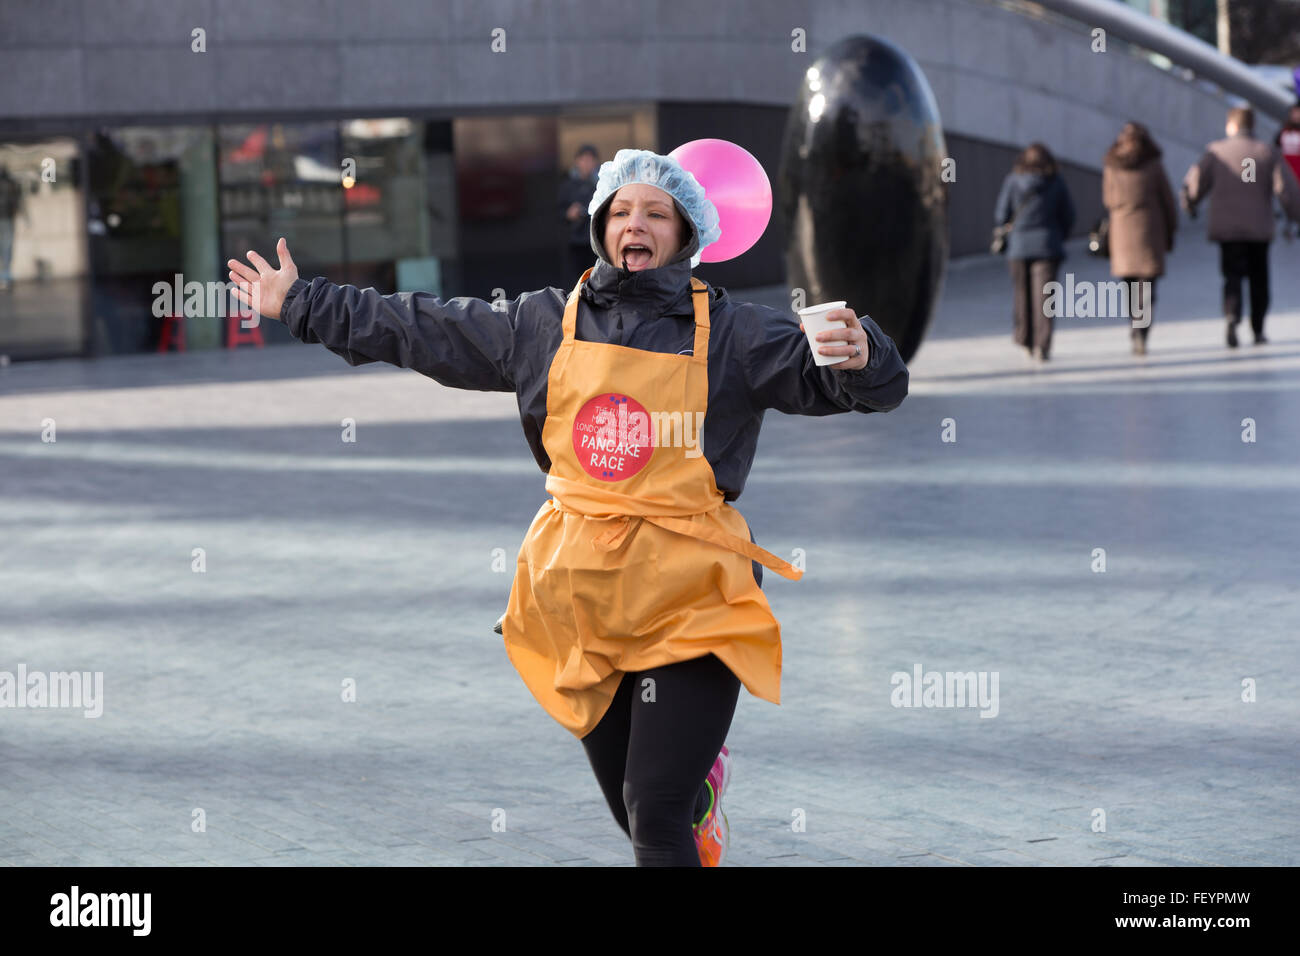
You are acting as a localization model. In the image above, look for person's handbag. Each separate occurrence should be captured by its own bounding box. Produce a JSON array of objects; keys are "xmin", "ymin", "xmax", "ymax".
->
[
  {"xmin": 990, "ymin": 194, "xmax": 1028, "ymax": 255},
  {"xmin": 989, "ymin": 222, "xmax": 1012, "ymax": 255},
  {"xmin": 1088, "ymin": 215, "xmax": 1110, "ymax": 257}
]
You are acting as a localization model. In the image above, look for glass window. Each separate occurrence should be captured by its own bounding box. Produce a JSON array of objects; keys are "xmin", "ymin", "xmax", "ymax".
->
[
  {"xmin": 0, "ymin": 138, "xmax": 88, "ymax": 360},
  {"xmin": 454, "ymin": 114, "xmax": 559, "ymax": 297},
  {"xmin": 86, "ymin": 126, "xmax": 218, "ymax": 355},
  {"xmin": 340, "ymin": 117, "xmax": 447, "ymax": 296},
  {"xmin": 218, "ymin": 121, "xmax": 343, "ymax": 346},
  {"xmin": 218, "ymin": 118, "xmax": 455, "ymax": 335}
]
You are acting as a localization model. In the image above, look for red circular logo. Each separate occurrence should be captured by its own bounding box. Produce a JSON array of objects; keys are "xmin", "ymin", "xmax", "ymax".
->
[{"xmin": 572, "ymin": 393, "xmax": 654, "ymax": 481}]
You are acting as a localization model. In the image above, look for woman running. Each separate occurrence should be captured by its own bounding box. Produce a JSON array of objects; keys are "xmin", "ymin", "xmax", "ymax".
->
[{"xmin": 229, "ymin": 148, "xmax": 909, "ymax": 867}]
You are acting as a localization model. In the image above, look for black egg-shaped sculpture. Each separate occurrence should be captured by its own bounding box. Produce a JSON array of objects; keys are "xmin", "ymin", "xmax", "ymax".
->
[{"xmin": 779, "ymin": 35, "xmax": 948, "ymax": 364}]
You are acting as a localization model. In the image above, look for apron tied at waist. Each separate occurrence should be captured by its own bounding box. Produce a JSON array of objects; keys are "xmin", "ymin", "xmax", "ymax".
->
[
  {"xmin": 547, "ymin": 498, "xmax": 805, "ymax": 581},
  {"xmin": 589, "ymin": 514, "xmax": 642, "ymax": 552}
]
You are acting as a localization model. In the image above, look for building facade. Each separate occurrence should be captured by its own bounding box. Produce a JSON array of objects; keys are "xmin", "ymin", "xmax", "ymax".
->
[{"xmin": 0, "ymin": 0, "xmax": 1258, "ymax": 360}]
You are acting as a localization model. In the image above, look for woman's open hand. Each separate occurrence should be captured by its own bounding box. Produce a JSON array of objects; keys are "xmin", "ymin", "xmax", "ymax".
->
[
  {"xmin": 228, "ymin": 238, "xmax": 298, "ymax": 321},
  {"xmin": 800, "ymin": 308, "xmax": 870, "ymax": 370}
]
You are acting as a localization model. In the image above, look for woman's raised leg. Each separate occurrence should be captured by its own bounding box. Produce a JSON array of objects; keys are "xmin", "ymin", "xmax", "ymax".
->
[{"xmin": 622, "ymin": 653, "xmax": 741, "ymax": 866}]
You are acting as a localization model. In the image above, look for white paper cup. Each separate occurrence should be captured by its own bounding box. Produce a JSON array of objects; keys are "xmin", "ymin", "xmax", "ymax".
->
[{"xmin": 797, "ymin": 300, "xmax": 850, "ymax": 366}]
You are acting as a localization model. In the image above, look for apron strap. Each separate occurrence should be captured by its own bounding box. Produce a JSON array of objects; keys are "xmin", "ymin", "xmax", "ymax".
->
[
  {"xmin": 645, "ymin": 514, "xmax": 805, "ymax": 581},
  {"xmin": 548, "ymin": 500, "xmax": 804, "ymax": 582},
  {"xmin": 688, "ymin": 276, "xmax": 709, "ymax": 364},
  {"xmin": 562, "ymin": 268, "xmax": 594, "ymax": 342},
  {"xmin": 563, "ymin": 270, "xmax": 712, "ymax": 358}
]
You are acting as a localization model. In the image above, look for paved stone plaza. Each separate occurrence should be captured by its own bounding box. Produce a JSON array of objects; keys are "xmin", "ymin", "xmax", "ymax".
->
[{"xmin": 2, "ymin": 226, "xmax": 1297, "ymax": 866}]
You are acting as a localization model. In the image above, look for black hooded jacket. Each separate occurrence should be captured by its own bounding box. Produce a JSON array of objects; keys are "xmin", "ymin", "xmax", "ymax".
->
[
  {"xmin": 278, "ymin": 257, "xmax": 908, "ymax": 507},
  {"xmin": 557, "ymin": 167, "xmax": 597, "ymax": 247}
]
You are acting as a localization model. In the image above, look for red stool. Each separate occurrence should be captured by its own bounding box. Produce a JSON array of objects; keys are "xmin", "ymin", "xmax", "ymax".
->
[
  {"xmin": 157, "ymin": 313, "xmax": 185, "ymax": 352},
  {"xmin": 227, "ymin": 311, "xmax": 265, "ymax": 349}
]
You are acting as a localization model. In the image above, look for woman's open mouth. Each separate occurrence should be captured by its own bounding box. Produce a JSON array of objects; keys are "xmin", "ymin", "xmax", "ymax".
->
[{"xmin": 622, "ymin": 244, "xmax": 653, "ymax": 269}]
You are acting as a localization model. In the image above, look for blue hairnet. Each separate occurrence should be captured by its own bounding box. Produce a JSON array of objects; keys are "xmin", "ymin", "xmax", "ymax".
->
[{"xmin": 588, "ymin": 148, "xmax": 721, "ymax": 269}]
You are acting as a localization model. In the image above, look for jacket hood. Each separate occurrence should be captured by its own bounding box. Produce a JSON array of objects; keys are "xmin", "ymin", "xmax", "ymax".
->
[
  {"xmin": 588, "ymin": 188, "xmax": 702, "ymax": 270},
  {"xmin": 1105, "ymin": 139, "xmax": 1162, "ymax": 170},
  {"xmin": 578, "ymin": 255, "xmax": 724, "ymax": 317}
]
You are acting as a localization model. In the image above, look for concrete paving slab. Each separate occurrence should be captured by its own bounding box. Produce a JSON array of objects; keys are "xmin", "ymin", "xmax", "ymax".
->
[{"xmin": 1, "ymin": 227, "xmax": 1297, "ymax": 866}]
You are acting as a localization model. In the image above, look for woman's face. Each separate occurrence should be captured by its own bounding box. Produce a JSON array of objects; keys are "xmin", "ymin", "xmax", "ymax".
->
[{"xmin": 604, "ymin": 184, "xmax": 687, "ymax": 271}]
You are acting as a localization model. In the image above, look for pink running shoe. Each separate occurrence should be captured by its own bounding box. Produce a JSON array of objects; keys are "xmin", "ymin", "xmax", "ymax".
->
[{"xmin": 692, "ymin": 744, "xmax": 732, "ymax": 866}]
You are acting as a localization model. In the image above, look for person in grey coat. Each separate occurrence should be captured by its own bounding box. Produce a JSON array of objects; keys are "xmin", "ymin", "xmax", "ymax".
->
[
  {"xmin": 994, "ymin": 142, "xmax": 1077, "ymax": 361},
  {"xmin": 1182, "ymin": 106, "xmax": 1300, "ymax": 347}
]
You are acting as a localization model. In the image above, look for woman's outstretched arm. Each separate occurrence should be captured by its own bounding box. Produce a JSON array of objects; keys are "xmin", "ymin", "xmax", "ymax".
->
[
  {"xmin": 738, "ymin": 302, "xmax": 909, "ymax": 416},
  {"xmin": 230, "ymin": 238, "xmax": 520, "ymax": 392}
]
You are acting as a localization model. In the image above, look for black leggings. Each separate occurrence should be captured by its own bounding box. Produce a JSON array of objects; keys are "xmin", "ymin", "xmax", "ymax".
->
[{"xmin": 580, "ymin": 652, "xmax": 741, "ymax": 866}]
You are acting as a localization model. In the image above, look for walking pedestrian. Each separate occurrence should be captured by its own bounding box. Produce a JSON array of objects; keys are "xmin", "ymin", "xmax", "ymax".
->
[
  {"xmin": 1275, "ymin": 103, "xmax": 1300, "ymax": 184},
  {"xmin": 1274, "ymin": 104, "xmax": 1300, "ymax": 241},
  {"xmin": 0, "ymin": 166, "xmax": 26, "ymax": 291},
  {"xmin": 228, "ymin": 148, "xmax": 909, "ymax": 867},
  {"xmin": 994, "ymin": 143, "xmax": 1076, "ymax": 361},
  {"xmin": 558, "ymin": 144, "xmax": 600, "ymax": 283},
  {"xmin": 1102, "ymin": 123, "xmax": 1177, "ymax": 355},
  {"xmin": 1182, "ymin": 106, "xmax": 1300, "ymax": 347}
]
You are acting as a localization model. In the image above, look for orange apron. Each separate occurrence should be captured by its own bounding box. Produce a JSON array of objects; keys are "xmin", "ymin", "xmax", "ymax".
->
[{"xmin": 501, "ymin": 268, "xmax": 804, "ymax": 739}]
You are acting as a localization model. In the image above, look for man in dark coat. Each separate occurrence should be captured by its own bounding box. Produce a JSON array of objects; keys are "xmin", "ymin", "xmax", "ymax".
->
[
  {"xmin": 557, "ymin": 144, "xmax": 600, "ymax": 283},
  {"xmin": 1183, "ymin": 106, "xmax": 1300, "ymax": 347}
]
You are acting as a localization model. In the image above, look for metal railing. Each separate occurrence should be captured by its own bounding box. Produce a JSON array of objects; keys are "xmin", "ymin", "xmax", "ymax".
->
[{"xmin": 1017, "ymin": 0, "xmax": 1294, "ymax": 119}]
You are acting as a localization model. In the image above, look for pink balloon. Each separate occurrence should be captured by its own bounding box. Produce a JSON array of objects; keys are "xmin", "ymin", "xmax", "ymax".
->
[{"xmin": 669, "ymin": 139, "xmax": 772, "ymax": 263}]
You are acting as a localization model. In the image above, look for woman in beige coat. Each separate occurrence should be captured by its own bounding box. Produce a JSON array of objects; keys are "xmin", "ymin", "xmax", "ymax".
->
[{"xmin": 1102, "ymin": 123, "xmax": 1178, "ymax": 355}]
